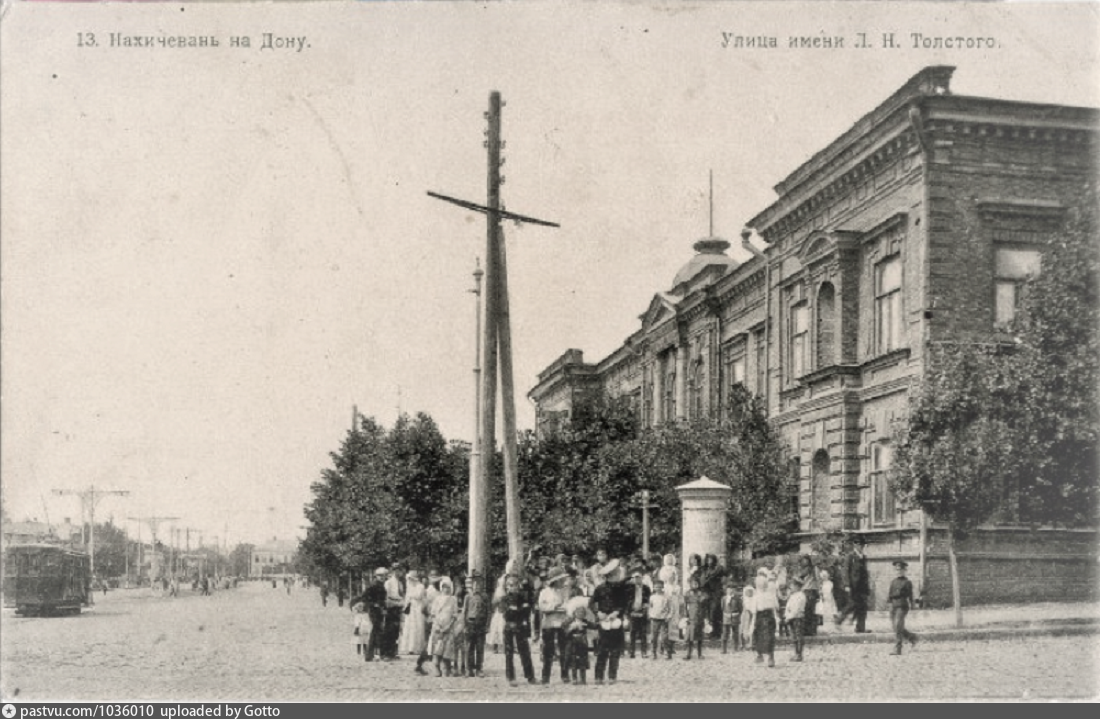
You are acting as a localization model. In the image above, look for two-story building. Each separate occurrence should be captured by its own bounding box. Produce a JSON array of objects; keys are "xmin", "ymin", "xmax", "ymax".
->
[{"xmin": 528, "ymin": 66, "xmax": 1098, "ymax": 607}]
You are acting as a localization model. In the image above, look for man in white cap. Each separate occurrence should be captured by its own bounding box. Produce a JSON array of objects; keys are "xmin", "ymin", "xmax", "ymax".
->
[
  {"xmin": 538, "ymin": 565, "xmax": 572, "ymax": 684},
  {"xmin": 364, "ymin": 567, "xmax": 388, "ymax": 661}
]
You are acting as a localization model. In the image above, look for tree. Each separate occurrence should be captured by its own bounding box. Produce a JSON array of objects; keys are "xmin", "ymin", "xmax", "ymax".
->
[
  {"xmin": 892, "ymin": 179, "xmax": 1100, "ymax": 625},
  {"xmin": 891, "ymin": 343, "xmax": 1018, "ymax": 626}
]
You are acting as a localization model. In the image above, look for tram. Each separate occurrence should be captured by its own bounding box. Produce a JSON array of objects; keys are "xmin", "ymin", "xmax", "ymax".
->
[{"xmin": 1, "ymin": 544, "xmax": 91, "ymax": 615}]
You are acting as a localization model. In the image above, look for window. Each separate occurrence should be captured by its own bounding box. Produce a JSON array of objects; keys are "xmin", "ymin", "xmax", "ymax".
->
[
  {"xmin": 871, "ymin": 442, "xmax": 896, "ymax": 526},
  {"xmin": 725, "ymin": 342, "xmax": 746, "ymax": 414},
  {"xmin": 875, "ymin": 256, "xmax": 902, "ymax": 354},
  {"xmin": 689, "ymin": 361, "xmax": 704, "ymax": 419},
  {"xmin": 664, "ymin": 369, "xmax": 676, "ymax": 422},
  {"xmin": 790, "ymin": 302, "xmax": 808, "ymax": 379},
  {"xmin": 816, "ymin": 283, "xmax": 836, "ymax": 367},
  {"xmin": 994, "ymin": 248, "xmax": 1041, "ymax": 327},
  {"xmin": 788, "ymin": 457, "xmax": 802, "ymax": 521}
]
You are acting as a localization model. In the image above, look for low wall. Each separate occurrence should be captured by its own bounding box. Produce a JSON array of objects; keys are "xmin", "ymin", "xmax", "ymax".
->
[{"xmin": 857, "ymin": 527, "xmax": 1098, "ymax": 610}]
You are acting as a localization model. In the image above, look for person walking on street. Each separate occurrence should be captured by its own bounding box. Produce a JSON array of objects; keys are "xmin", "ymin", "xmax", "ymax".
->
[
  {"xmin": 888, "ymin": 560, "xmax": 918, "ymax": 655},
  {"xmin": 836, "ymin": 535, "xmax": 872, "ymax": 633},
  {"xmin": 364, "ymin": 568, "xmax": 388, "ymax": 661},
  {"xmin": 415, "ymin": 570, "xmax": 443, "ymax": 675},
  {"xmin": 795, "ymin": 555, "xmax": 820, "ymax": 636},
  {"xmin": 785, "ymin": 577, "xmax": 807, "ymax": 662}
]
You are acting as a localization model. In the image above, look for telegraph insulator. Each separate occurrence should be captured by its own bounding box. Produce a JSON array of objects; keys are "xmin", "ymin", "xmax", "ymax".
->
[
  {"xmin": 500, "ymin": 157, "xmax": 506, "ymax": 166},
  {"xmin": 500, "ymin": 141, "xmax": 507, "ymax": 149},
  {"xmin": 500, "ymin": 175, "xmax": 506, "ymax": 184},
  {"xmin": 483, "ymin": 141, "xmax": 489, "ymax": 148}
]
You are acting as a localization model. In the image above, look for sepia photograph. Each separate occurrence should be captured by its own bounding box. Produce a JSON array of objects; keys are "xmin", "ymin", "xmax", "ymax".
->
[{"xmin": 1, "ymin": 0, "xmax": 1098, "ymax": 703}]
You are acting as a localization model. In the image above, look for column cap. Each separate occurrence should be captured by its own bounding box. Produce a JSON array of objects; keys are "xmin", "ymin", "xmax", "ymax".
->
[{"xmin": 675, "ymin": 475, "xmax": 733, "ymax": 497}]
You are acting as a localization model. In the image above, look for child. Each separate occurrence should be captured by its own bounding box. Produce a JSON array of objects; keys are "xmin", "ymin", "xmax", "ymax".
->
[
  {"xmin": 888, "ymin": 560, "xmax": 918, "ymax": 656},
  {"xmin": 564, "ymin": 603, "xmax": 594, "ymax": 685},
  {"xmin": 352, "ymin": 600, "xmax": 373, "ymax": 662},
  {"xmin": 740, "ymin": 586, "xmax": 755, "ymax": 652},
  {"xmin": 647, "ymin": 579, "xmax": 673, "ymax": 660},
  {"xmin": 721, "ymin": 581, "xmax": 743, "ymax": 653},
  {"xmin": 452, "ymin": 579, "xmax": 468, "ymax": 677},
  {"xmin": 682, "ymin": 576, "xmax": 706, "ymax": 660},
  {"xmin": 784, "ymin": 576, "xmax": 807, "ymax": 662},
  {"xmin": 776, "ymin": 575, "xmax": 791, "ymax": 637}
]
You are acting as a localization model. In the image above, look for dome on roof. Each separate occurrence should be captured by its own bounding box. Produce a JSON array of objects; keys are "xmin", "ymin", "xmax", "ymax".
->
[{"xmin": 670, "ymin": 236, "xmax": 739, "ymax": 292}]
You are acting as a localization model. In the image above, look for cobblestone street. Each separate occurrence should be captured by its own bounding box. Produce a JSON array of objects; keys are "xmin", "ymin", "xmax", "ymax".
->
[{"xmin": 2, "ymin": 582, "xmax": 1097, "ymax": 702}]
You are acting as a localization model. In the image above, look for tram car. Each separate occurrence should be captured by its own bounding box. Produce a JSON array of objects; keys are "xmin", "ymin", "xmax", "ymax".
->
[{"xmin": 2, "ymin": 544, "xmax": 91, "ymax": 615}]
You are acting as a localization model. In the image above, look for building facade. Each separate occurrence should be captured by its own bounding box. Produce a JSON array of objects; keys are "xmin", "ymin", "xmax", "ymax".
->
[
  {"xmin": 249, "ymin": 538, "xmax": 299, "ymax": 578},
  {"xmin": 528, "ymin": 67, "xmax": 1098, "ymax": 607}
]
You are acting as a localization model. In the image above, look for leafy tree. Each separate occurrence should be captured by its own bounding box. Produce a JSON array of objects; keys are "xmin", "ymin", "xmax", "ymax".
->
[
  {"xmin": 226, "ymin": 543, "xmax": 255, "ymax": 577},
  {"xmin": 892, "ymin": 179, "xmax": 1100, "ymax": 625}
]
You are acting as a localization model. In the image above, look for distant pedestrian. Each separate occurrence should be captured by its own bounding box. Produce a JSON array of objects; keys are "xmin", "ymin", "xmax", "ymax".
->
[
  {"xmin": 740, "ymin": 585, "xmax": 755, "ymax": 651},
  {"xmin": 647, "ymin": 579, "xmax": 673, "ymax": 659},
  {"xmin": 351, "ymin": 598, "xmax": 373, "ymax": 662},
  {"xmin": 564, "ymin": 598, "xmax": 594, "ymax": 684},
  {"xmin": 462, "ymin": 571, "xmax": 489, "ymax": 677},
  {"xmin": 681, "ymin": 575, "xmax": 706, "ymax": 660},
  {"xmin": 538, "ymin": 565, "xmax": 571, "ymax": 684},
  {"xmin": 836, "ymin": 535, "xmax": 871, "ymax": 633},
  {"xmin": 752, "ymin": 570, "xmax": 778, "ymax": 667},
  {"xmin": 320, "ymin": 582, "xmax": 330, "ymax": 607},
  {"xmin": 414, "ymin": 570, "xmax": 442, "ymax": 675},
  {"xmin": 817, "ymin": 569, "xmax": 837, "ymax": 633},
  {"xmin": 399, "ymin": 570, "xmax": 428, "ymax": 656},
  {"xmin": 501, "ymin": 573, "xmax": 537, "ymax": 686},
  {"xmin": 590, "ymin": 559, "xmax": 629, "ymax": 685},
  {"xmin": 795, "ymin": 556, "xmax": 820, "ymax": 636},
  {"xmin": 429, "ymin": 578, "xmax": 459, "ymax": 677},
  {"xmin": 721, "ymin": 580, "xmax": 743, "ymax": 653},
  {"xmin": 888, "ymin": 560, "xmax": 918, "ymax": 656},
  {"xmin": 382, "ymin": 565, "xmax": 406, "ymax": 660},
  {"xmin": 785, "ymin": 576, "xmax": 807, "ymax": 662},
  {"xmin": 364, "ymin": 568, "xmax": 388, "ymax": 661},
  {"xmin": 626, "ymin": 567, "xmax": 651, "ymax": 658}
]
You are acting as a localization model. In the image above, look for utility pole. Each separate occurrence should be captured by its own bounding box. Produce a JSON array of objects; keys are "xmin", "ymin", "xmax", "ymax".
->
[
  {"xmin": 634, "ymin": 490, "xmax": 658, "ymax": 560},
  {"xmin": 128, "ymin": 515, "xmax": 179, "ymax": 582},
  {"xmin": 427, "ymin": 92, "xmax": 559, "ymax": 576},
  {"xmin": 54, "ymin": 485, "xmax": 130, "ymax": 577},
  {"xmin": 468, "ymin": 259, "xmax": 484, "ymax": 521}
]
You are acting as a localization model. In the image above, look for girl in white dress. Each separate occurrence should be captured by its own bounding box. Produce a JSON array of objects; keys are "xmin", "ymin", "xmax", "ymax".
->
[
  {"xmin": 399, "ymin": 570, "xmax": 428, "ymax": 655},
  {"xmin": 486, "ymin": 573, "xmax": 507, "ymax": 653},
  {"xmin": 816, "ymin": 568, "xmax": 837, "ymax": 634}
]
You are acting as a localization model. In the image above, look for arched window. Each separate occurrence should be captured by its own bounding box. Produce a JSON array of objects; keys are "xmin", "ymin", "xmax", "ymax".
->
[
  {"xmin": 689, "ymin": 360, "xmax": 705, "ymax": 418},
  {"xmin": 816, "ymin": 282, "xmax": 836, "ymax": 368},
  {"xmin": 811, "ymin": 449, "xmax": 831, "ymax": 529}
]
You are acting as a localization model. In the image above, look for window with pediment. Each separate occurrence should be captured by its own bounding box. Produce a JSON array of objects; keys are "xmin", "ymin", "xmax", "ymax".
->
[{"xmin": 994, "ymin": 247, "xmax": 1041, "ymax": 328}]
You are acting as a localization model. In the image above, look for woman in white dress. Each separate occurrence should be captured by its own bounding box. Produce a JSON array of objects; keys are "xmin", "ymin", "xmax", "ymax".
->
[
  {"xmin": 816, "ymin": 568, "xmax": 837, "ymax": 634},
  {"xmin": 399, "ymin": 570, "xmax": 427, "ymax": 655},
  {"xmin": 486, "ymin": 571, "xmax": 507, "ymax": 653}
]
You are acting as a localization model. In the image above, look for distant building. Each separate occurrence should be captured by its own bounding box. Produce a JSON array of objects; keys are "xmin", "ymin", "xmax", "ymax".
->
[
  {"xmin": 249, "ymin": 538, "xmax": 299, "ymax": 577},
  {"xmin": 529, "ymin": 66, "xmax": 1098, "ymax": 607},
  {"xmin": 1, "ymin": 517, "xmax": 82, "ymax": 550}
]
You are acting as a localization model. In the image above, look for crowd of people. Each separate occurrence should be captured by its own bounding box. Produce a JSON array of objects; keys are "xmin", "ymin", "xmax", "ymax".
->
[{"xmin": 330, "ymin": 534, "xmax": 919, "ymax": 688}]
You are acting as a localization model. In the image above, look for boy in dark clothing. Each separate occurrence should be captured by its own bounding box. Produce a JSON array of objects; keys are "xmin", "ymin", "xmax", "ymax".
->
[
  {"xmin": 502, "ymin": 574, "xmax": 538, "ymax": 686},
  {"xmin": 887, "ymin": 560, "xmax": 918, "ymax": 655},
  {"xmin": 463, "ymin": 572, "xmax": 489, "ymax": 677}
]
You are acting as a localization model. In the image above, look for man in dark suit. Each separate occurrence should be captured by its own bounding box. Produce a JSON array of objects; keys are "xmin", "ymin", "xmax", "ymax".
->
[
  {"xmin": 626, "ymin": 567, "xmax": 652, "ymax": 658},
  {"xmin": 835, "ymin": 535, "xmax": 871, "ymax": 633}
]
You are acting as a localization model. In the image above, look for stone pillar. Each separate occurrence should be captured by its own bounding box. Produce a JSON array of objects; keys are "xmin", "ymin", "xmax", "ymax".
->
[
  {"xmin": 675, "ymin": 344, "xmax": 687, "ymax": 420},
  {"xmin": 676, "ymin": 476, "xmax": 732, "ymax": 592}
]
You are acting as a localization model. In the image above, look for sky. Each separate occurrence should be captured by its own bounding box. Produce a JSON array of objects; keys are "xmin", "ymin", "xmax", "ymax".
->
[{"xmin": 2, "ymin": 0, "xmax": 1098, "ymax": 548}]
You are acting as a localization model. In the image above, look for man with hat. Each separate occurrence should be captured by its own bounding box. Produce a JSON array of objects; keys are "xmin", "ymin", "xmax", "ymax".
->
[
  {"xmin": 836, "ymin": 534, "xmax": 872, "ymax": 633},
  {"xmin": 363, "ymin": 567, "xmax": 389, "ymax": 661},
  {"xmin": 415, "ymin": 569, "xmax": 443, "ymax": 675},
  {"xmin": 537, "ymin": 564, "xmax": 572, "ymax": 684},
  {"xmin": 462, "ymin": 570, "xmax": 489, "ymax": 677},
  {"xmin": 381, "ymin": 563, "xmax": 406, "ymax": 660},
  {"xmin": 887, "ymin": 560, "xmax": 918, "ymax": 655},
  {"xmin": 626, "ymin": 566, "xmax": 652, "ymax": 658},
  {"xmin": 590, "ymin": 558, "xmax": 629, "ymax": 685}
]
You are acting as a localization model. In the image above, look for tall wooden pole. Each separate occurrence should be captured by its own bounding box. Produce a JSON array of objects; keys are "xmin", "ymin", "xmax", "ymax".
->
[
  {"xmin": 495, "ymin": 219, "xmax": 524, "ymax": 563},
  {"xmin": 469, "ymin": 260, "xmax": 484, "ymax": 559},
  {"xmin": 471, "ymin": 92, "xmax": 502, "ymax": 578}
]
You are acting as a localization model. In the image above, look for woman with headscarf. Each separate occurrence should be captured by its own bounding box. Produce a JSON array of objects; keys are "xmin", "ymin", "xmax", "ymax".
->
[
  {"xmin": 752, "ymin": 569, "xmax": 779, "ymax": 667},
  {"xmin": 795, "ymin": 555, "xmax": 821, "ymax": 636},
  {"xmin": 429, "ymin": 577, "xmax": 459, "ymax": 676}
]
